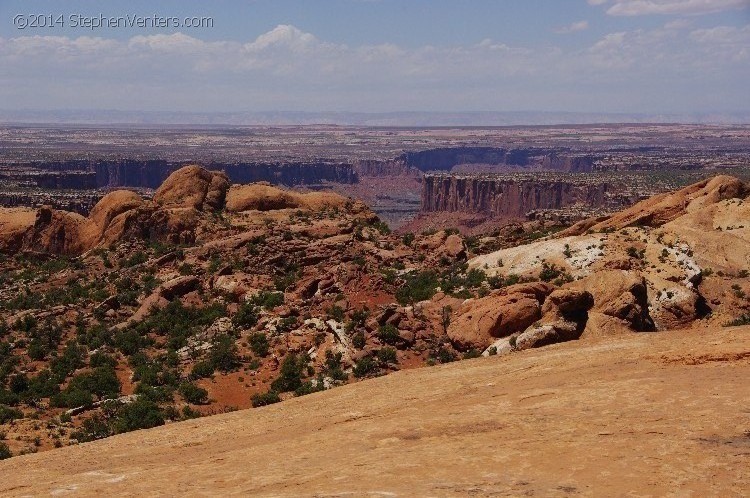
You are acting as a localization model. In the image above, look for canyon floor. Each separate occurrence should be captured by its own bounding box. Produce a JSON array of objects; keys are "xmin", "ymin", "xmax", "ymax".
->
[{"xmin": 1, "ymin": 325, "xmax": 748, "ymax": 497}]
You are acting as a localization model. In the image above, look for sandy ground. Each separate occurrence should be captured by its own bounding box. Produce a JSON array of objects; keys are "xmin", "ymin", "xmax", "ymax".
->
[{"xmin": 1, "ymin": 326, "xmax": 748, "ymax": 497}]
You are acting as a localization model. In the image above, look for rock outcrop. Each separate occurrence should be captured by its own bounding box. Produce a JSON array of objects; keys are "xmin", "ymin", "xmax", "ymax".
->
[
  {"xmin": 225, "ymin": 184, "xmax": 349, "ymax": 213},
  {"xmin": 0, "ymin": 165, "xmax": 359, "ymax": 256},
  {"xmin": 514, "ymin": 288, "xmax": 594, "ymax": 350},
  {"xmin": 566, "ymin": 270, "xmax": 655, "ymax": 337},
  {"xmin": 153, "ymin": 166, "xmax": 230, "ymax": 211},
  {"xmin": 563, "ymin": 175, "xmax": 747, "ymax": 235},
  {"xmin": 447, "ymin": 282, "xmax": 554, "ymax": 349}
]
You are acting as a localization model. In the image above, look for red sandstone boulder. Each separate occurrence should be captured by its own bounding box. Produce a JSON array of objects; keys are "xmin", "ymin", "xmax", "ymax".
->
[
  {"xmin": 154, "ymin": 165, "xmax": 229, "ymax": 211},
  {"xmin": 447, "ymin": 282, "xmax": 554, "ymax": 350}
]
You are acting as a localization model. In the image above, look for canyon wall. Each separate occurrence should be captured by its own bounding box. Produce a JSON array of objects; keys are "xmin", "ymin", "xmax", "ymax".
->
[
  {"xmin": 353, "ymin": 159, "xmax": 417, "ymax": 177},
  {"xmin": 16, "ymin": 160, "xmax": 358, "ymax": 189},
  {"xmin": 421, "ymin": 175, "xmax": 610, "ymax": 219},
  {"xmin": 400, "ymin": 147, "xmax": 594, "ymax": 173},
  {"xmin": 218, "ymin": 162, "xmax": 356, "ymax": 185}
]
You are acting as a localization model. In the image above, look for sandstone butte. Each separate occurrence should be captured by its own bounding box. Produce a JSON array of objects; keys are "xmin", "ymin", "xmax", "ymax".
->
[{"xmin": 0, "ymin": 326, "xmax": 747, "ymax": 496}]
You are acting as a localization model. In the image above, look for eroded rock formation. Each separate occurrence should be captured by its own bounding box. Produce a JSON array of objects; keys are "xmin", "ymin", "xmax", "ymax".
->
[{"xmin": 421, "ymin": 175, "xmax": 610, "ymax": 219}]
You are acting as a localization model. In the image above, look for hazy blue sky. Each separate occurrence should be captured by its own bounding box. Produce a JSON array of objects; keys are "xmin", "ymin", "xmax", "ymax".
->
[{"xmin": 0, "ymin": 0, "xmax": 748, "ymax": 113}]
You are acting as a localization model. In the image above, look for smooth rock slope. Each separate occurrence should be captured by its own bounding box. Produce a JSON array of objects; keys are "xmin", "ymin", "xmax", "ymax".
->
[{"xmin": 1, "ymin": 326, "xmax": 747, "ymax": 497}]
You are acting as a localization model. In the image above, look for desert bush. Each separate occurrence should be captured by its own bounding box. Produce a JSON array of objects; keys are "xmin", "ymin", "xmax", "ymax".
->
[
  {"xmin": 89, "ymin": 351, "xmax": 117, "ymax": 369},
  {"xmin": 352, "ymin": 332, "xmax": 366, "ymax": 349},
  {"xmin": 0, "ymin": 442, "xmax": 11, "ymax": 460},
  {"xmin": 251, "ymin": 390, "xmax": 281, "ymax": 407},
  {"xmin": 0, "ymin": 405, "xmax": 22, "ymax": 424},
  {"xmin": 210, "ymin": 334, "xmax": 241, "ymax": 373},
  {"xmin": 432, "ymin": 347, "xmax": 456, "ymax": 364},
  {"xmin": 250, "ymin": 291, "xmax": 284, "ymax": 310},
  {"xmin": 191, "ymin": 360, "xmax": 214, "ymax": 379},
  {"xmin": 326, "ymin": 305, "xmax": 345, "ymax": 322},
  {"xmin": 295, "ymin": 378, "xmax": 327, "ymax": 396},
  {"xmin": 353, "ymin": 356, "xmax": 378, "ymax": 378},
  {"xmin": 121, "ymin": 251, "xmax": 148, "ymax": 268},
  {"xmin": 232, "ymin": 303, "xmax": 259, "ymax": 329},
  {"xmin": 271, "ymin": 353, "xmax": 306, "ymax": 392},
  {"xmin": 395, "ymin": 270, "xmax": 439, "ymax": 305},
  {"xmin": 111, "ymin": 398, "xmax": 164, "ymax": 434},
  {"xmin": 179, "ymin": 382, "xmax": 209, "ymax": 405},
  {"xmin": 249, "ymin": 332, "xmax": 269, "ymax": 357},
  {"xmin": 377, "ymin": 324, "xmax": 400, "ymax": 345},
  {"xmin": 50, "ymin": 341, "xmax": 86, "ymax": 381},
  {"xmin": 71, "ymin": 413, "xmax": 111, "ymax": 442},
  {"xmin": 324, "ymin": 351, "xmax": 347, "ymax": 381},
  {"xmin": 539, "ymin": 262, "xmax": 563, "ymax": 282},
  {"xmin": 463, "ymin": 349, "xmax": 482, "ymax": 359},
  {"xmin": 725, "ymin": 314, "xmax": 750, "ymax": 327},
  {"xmin": 377, "ymin": 347, "xmax": 398, "ymax": 365}
]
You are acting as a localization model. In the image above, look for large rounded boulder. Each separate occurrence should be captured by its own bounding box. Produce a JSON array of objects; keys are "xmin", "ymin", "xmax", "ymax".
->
[{"xmin": 154, "ymin": 165, "xmax": 230, "ymax": 211}]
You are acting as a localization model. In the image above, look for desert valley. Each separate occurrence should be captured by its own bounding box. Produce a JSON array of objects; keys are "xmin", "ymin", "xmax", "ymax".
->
[{"xmin": 0, "ymin": 122, "xmax": 748, "ymax": 495}]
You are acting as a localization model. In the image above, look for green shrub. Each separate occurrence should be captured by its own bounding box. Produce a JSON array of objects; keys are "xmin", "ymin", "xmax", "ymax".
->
[
  {"xmin": 270, "ymin": 354, "xmax": 305, "ymax": 393},
  {"xmin": 294, "ymin": 381, "xmax": 324, "ymax": 397},
  {"xmin": 50, "ymin": 340, "xmax": 86, "ymax": 381},
  {"xmin": 0, "ymin": 442, "xmax": 11, "ymax": 460},
  {"xmin": 251, "ymin": 390, "xmax": 281, "ymax": 407},
  {"xmin": 8, "ymin": 374, "xmax": 28, "ymax": 395},
  {"xmin": 113, "ymin": 329, "xmax": 151, "ymax": 356},
  {"xmin": 71, "ymin": 413, "xmax": 110, "ymax": 442},
  {"xmin": 395, "ymin": 270, "xmax": 439, "ymax": 305},
  {"xmin": 326, "ymin": 305, "xmax": 345, "ymax": 322},
  {"xmin": 232, "ymin": 303, "xmax": 259, "ymax": 329},
  {"xmin": 250, "ymin": 291, "xmax": 284, "ymax": 310},
  {"xmin": 191, "ymin": 361, "xmax": 214, "ymax": 379},
  {"xmin": 432, "ymin": 347, "xmax": 456, "ymax": 364},
  {"xmin": 352, "ymin": 332, "xmax": 366, "ymax": 349},
  {"xmin": 210, "ymin": 335, "xmax": 241, "ymax": 373},
  {"xmin": 377, "ymin": 347, "xmax": 398, "ymax": 365},
  {"xmin": 89, "ymin": 351, "xmax": 117, "ymax": 369},
  {"xmin": 52, "ymin": 366, "xmax": 120, "ymax": 407},
  {"xmin": 0, "ymin": 389, "xmax": 19, "ymax": 406},
  {"xmin": 539, "ymin": 262, "xmax": 563, "ymax": 282},
  {"xmin": 0, "ymin": 405, "xmax": 23, "ymax": 424},
  {"xmin": 111, "ymin": 399, "xmax": 164, "ymax": 434},
  {"xmin": 463, "ymin": 349, "xmax": 482, "ymax": 359},
  {"xmin": 249, "ymin": 332, "xmax": 270, "ymax": 357},
  {"xmin": 51, "ymin": 388, "xmax": 93, "ymax": 409},
  {"xmin": 25, "ymin": 370, "xmax": 60, "ymax": 399},
  {"xmin": 27, "ymin": 338, "xmax": 48, "ymax": 361},
  {"xmin": 179, "ymin": 382, "xmax": 209, "ymax": 405},
  {"xmin": 353, "ymin": 356, "xmax": 378, "ymax": 378},
  {"xmin": 725, "ymin": 314, "xmax": 750, "ymax": 327},
  {"xmin": 377, "ymin": 324, "xmax": 400, "ymax": 345},
  {"xmin": 324, "ymin": 351, "xmax": 347, "ymax": 381},
  {"xmin": 122, "ymin": 251, "xmax": 148, "ymax": 268}
]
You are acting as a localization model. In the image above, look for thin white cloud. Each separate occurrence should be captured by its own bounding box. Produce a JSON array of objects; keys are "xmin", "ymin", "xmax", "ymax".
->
[
  {"xmin": 606, "ymin": 0, "xmax": 749, "ymax": 16},
  {"xmin": 0, "ymin": 23, "xmax": 746, "ymax": 112},
  {"xmin": 555, "ymin": 20, "xmax": 590, "ymax": 34},
  {"xmin": 588, "ymin": 0, "xmax": 610, "ymax": 5}
]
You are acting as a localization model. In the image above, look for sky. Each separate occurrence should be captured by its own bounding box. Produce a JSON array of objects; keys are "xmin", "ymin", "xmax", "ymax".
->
[{"xmin": 0, "ymin": 0, "xmax": 748, "ymax": 115}]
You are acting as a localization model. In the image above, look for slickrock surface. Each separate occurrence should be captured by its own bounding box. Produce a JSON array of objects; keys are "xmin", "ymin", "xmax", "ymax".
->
[{"xmin": 1, "ymin": 326, "xmax": 747, "ymax": 497}]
